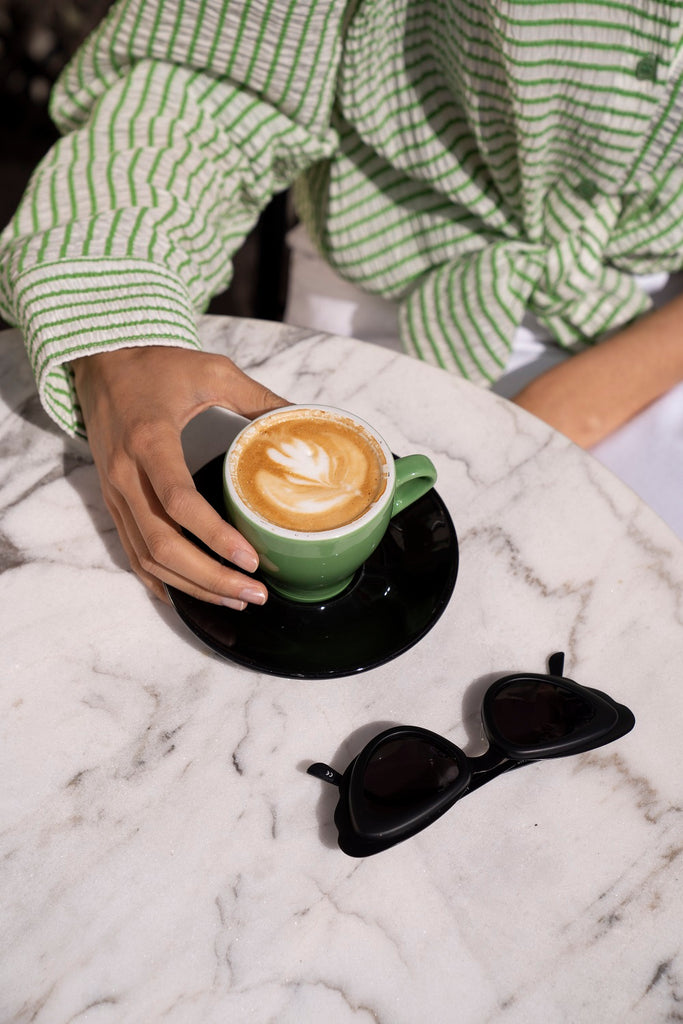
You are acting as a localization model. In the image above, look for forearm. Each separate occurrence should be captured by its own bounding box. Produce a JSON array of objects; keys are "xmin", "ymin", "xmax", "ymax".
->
[{"xmin": 512, "ymin": 292, "xmax": 683, "ymax": 448}]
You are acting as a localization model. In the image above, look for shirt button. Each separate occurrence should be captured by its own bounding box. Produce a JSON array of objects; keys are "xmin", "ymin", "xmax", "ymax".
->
[
  {"xmin": 635, "ymin": 54, "xmax": 658, "ymax": 82},
  {"xmin": 575, "ymin": 178, "xmax": 599, "ymax": 201}
]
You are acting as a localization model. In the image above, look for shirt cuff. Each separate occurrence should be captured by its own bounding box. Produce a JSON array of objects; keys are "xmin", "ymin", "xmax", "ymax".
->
[{"xmin": 11, "ymin": 258, "xmax": 201, "ymax": 437}]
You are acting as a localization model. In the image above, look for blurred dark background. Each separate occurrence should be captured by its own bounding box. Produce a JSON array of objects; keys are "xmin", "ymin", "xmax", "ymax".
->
[{"xmin": 0, "ymin": 0, "xmax": 290, "ymax": 329}]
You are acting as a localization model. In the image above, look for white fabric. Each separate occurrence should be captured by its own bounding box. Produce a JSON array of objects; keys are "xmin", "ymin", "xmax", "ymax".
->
[{"xmin": 284, "ymin": 225, "xmax": 683, "ymax": 541}]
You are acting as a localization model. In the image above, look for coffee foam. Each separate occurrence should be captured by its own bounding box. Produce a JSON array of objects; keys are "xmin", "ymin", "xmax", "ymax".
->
[{"xmin": 230, "ymin": 409, "xmax": 389, "ymax": 532}]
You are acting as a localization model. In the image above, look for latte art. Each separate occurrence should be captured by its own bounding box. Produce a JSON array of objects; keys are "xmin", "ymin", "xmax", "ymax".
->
[
  {"xmin": 230, "ymin": 409, "xmax": 389, "ymax": 531},
  {"xmin": 259, "ymin": 437, "xmax": 370, "ymax": 515}
]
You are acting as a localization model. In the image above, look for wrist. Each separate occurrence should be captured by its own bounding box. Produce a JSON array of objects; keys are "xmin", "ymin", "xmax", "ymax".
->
[{"xmin": 71, "ymin": 344, "xmax": 163, "ymax": 388}]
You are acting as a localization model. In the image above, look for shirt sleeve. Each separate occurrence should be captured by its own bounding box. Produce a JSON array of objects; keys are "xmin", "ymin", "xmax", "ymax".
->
[{"xmin": 0, "ymin": 0, "xmax": 346, "ymax": 436}]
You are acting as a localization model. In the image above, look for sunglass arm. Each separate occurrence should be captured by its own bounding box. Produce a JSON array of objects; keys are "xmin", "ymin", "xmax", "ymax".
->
[
  {"xmin": 548, "ymin": 651, "xmax": 565, "ymax": 676},
  {"xmin": 307, "ymin": 762, "xmax": 343, "ymax": 787}
]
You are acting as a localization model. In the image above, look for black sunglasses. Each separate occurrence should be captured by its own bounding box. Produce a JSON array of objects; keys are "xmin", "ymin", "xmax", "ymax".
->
[{"xmin": 307, "ymin": 652, "xmax": 635, "ymax": 857}]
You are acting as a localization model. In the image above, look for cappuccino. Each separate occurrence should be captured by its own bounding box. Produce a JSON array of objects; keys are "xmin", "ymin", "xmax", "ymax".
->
[{"xmin": 229, "ymin": 407, "xmax": 389, "ymax": 532}]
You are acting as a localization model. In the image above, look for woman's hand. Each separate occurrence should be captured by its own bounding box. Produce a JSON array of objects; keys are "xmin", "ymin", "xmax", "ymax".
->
[{"xmin": 71, "ymin": 345, "xmax": 288, "ymax": 607}]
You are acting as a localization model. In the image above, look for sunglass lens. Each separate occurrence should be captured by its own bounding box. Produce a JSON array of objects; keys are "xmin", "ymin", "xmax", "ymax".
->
[
  {"xmin": 490, "ymin": 680, "xmax": 594, "ymax": 745},
  {"xmin": 484, "ymin": 675, "xmax": 623, "ymax": 758},
  {"xmin": 349, "ymin": 733, "xmax": 466, "ymax": 841},
  {"xmin": 365, "ymin": 737, "xmax": 460, "ymax": 805}
]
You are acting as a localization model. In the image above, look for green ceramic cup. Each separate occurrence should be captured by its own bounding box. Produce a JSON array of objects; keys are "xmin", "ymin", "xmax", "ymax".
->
[{"xmin": 223, "ymin": 405, "xmax": 437, "ymax": 603}]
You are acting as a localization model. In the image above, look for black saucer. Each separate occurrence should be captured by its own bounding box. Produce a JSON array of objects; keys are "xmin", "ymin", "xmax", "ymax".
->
[{"xmin": 166, "ymin": 455, "xmax": 458, "ymax": 679}]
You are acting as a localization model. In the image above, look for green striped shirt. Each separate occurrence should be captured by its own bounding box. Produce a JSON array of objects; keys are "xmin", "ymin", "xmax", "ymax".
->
[{"xmin": 1, "ymin": 0, "xmax": 683, "ymax": 436}]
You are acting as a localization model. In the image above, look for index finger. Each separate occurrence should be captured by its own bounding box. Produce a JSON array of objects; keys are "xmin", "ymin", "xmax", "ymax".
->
[{"xmin": 139, "ymin": 430, "xmax": 259, "ymax": 573}]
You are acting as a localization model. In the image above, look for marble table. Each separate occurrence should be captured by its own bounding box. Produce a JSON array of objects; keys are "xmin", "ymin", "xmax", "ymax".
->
[{"xmin": 1, "ymin": 316, "xmax": 682, "ymax": 1023}]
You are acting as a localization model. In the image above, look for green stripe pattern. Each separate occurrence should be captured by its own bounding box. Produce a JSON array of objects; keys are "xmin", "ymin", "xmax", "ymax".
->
[{"xmin": 2, "ymin": 0, "xmax": 683, "ymax": 435}]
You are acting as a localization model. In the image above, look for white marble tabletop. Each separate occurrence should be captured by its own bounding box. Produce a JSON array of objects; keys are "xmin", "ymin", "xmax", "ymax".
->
[{"xmin": 1, "ymin": 316, "xmax": 682, "ymax": 1023}]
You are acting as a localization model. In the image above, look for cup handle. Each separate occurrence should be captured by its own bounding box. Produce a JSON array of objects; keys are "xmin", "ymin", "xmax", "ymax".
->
[{"xmin": 391, "ymin": 454, "xmax": 437, "ymax": 517}]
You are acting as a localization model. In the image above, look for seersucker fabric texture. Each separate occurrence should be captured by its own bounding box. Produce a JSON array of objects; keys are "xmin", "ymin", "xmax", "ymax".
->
[{"xmin": 1, "ymin": 0, "xmax": 683, "ymax": 436}]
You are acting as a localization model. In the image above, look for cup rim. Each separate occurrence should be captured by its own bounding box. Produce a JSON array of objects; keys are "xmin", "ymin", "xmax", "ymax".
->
[{"xmin": 223, "ymin": 404, "xmax": 396, "ymax": 539}]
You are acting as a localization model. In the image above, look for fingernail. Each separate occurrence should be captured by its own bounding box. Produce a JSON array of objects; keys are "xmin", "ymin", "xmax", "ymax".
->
[
  {"xmin": 221, "ymin": 597, "xmax": 247, "ymax": 611},
  {"xmin": 232, "ymin": 548, "xmax": 259, "ymax": 573},
  {"xmin": 239, "ymin": 585, "xmax": 267, "ymax": 605}
]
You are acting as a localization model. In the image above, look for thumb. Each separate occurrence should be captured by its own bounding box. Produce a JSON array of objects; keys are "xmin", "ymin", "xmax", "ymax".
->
[{"xmin": 213, "ymin": 355, "xmax": 290, "ymax": 420}]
